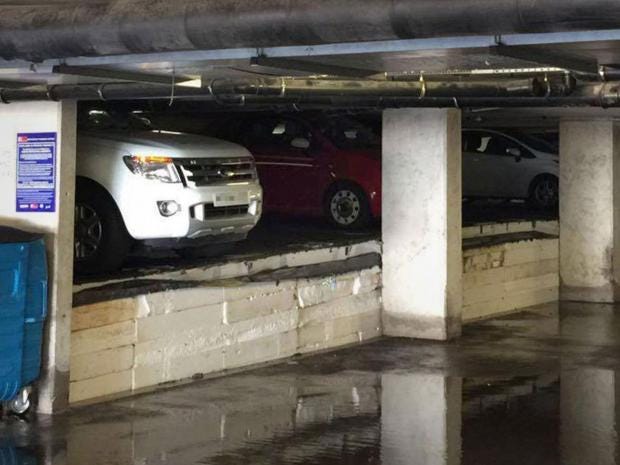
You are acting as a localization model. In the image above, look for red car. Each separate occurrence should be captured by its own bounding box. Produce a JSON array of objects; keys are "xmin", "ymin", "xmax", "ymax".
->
[{"xmin": 214, "ymin": 114, "xmax": 382, "ymax": 229}]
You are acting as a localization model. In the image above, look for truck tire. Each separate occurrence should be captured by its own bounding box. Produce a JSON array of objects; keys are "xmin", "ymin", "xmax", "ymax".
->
[{"xmin": 74, "ymin": 179, "xmax": 132, "ymax": 275}]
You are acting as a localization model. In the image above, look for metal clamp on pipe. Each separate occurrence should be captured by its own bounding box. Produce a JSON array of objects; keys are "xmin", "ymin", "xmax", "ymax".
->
[
  {"xmin": 46, "ymin": 85, "xmax": 59, "ymax": 102},
  {"xmin": 97, "ymin": 84, "xmax": 107, "ymax": 101},
  {"xmin": 418, "ymin": 74, "xmax": 426, "ymax": 100}
]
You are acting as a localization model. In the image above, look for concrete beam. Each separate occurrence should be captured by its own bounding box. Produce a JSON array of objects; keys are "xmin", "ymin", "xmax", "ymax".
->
[
  {"xmin": 382, "ymin": 108, "xmax": 463, "ymax": 340},
  {"xmin": 0, "ymin": 101, "xmax": 76, "ymax": 413},
  {"xmin": 560, "ymin": 119, "xmax": 620, "ymax": 302}
]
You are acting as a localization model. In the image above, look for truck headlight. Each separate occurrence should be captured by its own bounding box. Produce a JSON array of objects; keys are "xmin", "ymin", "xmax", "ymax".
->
[
  {"xmin": 123, "ymin": 155, "xmax": 181, "ymax": 183},
  {"xmin": 248, "ymin": 193, "xmax": 262, "ymax": 216}
]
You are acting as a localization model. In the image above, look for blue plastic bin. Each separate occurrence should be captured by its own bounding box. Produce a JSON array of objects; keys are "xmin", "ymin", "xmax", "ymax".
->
[
  {"xmin": 22, "ymin": 239, "xmax": 48, "ymax": 387},
  {"xmin": 0, "ymin": 227, "xmax": 48, "ymax": 404}
]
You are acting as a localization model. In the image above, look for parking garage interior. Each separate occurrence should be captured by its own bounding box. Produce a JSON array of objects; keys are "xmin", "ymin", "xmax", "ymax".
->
[{"xmin": 2, "ymin": 1, "xmax": 620, "ymax": 464}]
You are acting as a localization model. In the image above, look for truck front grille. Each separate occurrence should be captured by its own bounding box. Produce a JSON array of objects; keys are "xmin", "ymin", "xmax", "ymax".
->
[
  {"xmin": 191, "ymin": 203, "xmax": 250, "ymax": 220},
  {"xmin": 175, "ymin": 157, "xmax": 256, "ymax": 187}
]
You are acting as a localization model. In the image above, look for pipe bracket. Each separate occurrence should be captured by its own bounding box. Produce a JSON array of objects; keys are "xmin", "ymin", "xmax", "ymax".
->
[
  {"xmin": 97, "ymin": 84, "xmax": 107, "ymax": 101},
  {"xmin": 418, "ymin": 74, "xmax": 426, "ymax": 99},
  {"xmin": 46, "ymin": 85, "xmax": 58, "ymax": 101},
  {"xmin": 543, "ymin": 74, "xmax": 552, "ymax": 98}
]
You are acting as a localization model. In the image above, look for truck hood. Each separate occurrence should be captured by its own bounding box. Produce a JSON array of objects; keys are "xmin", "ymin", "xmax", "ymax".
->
[{"xmin": 79, "ymin": 130, "xmax": 252, "ymax": 159}]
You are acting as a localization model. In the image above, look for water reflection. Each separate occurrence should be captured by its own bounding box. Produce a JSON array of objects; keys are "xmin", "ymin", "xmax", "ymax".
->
[
  {"xmin": 561, "ymin": 368, "xmax": 618, "ymax": 465},
  {"xmin": 3, "ymin": 369, "xmax": 620, "ymax": 465},
  {"xmin": 381, "ymin": 373, "xmax": 461, "ymax": 465},
  {"xmin": 1, "ymin": 304, "xmax": 620, "ymax": 465},
  {"xmin": 0, "ymin": 441, "xmax": 39, "ymax": 465}
]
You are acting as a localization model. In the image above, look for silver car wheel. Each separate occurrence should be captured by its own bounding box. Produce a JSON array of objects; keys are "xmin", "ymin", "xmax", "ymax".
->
[
  {"xmin": 330, "ymin": 189, "xmax": 361, "ymax": 225},
  {"xmin": 533, "ymin": 177, "xmax": 558, "ymax": 208}
]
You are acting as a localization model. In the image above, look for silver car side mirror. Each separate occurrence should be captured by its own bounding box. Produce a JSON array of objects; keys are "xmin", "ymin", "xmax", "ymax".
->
[{"xmin": 507, "ymin": 147, "xmax": 522, "ymax": 161}]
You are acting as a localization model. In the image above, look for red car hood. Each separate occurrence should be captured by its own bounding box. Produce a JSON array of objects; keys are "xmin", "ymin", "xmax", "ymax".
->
[{"xmin": 347, "ymin": 148, "xmax": 381, "ymax": 161}]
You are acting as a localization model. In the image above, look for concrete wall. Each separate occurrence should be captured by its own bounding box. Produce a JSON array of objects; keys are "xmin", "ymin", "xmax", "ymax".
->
[
  {"xmin": 69, "ymin": 267, "xmax": 382, "ymax": 404},
  {"xmin": 0, "ymin": 101, "xmax": 76, "ymax": 413},
  {"xmin": 463, "ymin": 236, "xmax": 559, "ymax": 322}
]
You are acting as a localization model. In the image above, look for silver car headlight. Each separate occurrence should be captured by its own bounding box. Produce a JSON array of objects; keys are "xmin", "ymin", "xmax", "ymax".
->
[{"xmin": 123, "ymin": 155, "xmax": 181, "ymax": 183}]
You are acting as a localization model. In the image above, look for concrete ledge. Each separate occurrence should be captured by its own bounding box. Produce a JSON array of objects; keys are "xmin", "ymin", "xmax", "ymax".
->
[
  {"xmin": 74, "ymin": 240, "xmax": 381, "ymax": 294},
  {"xmin": 73, "ymin": 242, "xmax": 381, "ymax": 307},
  {"xmin": 462, "ymin": 220, "xmax": 558, "ymax": 240}
]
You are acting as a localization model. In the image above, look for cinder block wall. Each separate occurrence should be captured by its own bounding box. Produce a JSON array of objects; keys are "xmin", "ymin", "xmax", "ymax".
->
[
  {"xmin": 463, "ymin": 237, "xmax": 559, "ymax": 322},
  {"xmin": 69, "ymin": 222, "xmax": 560, "ymax": 405},
  {"xmin": 70, "ymin": 267, "xmax": 382, "ymax": 404}
]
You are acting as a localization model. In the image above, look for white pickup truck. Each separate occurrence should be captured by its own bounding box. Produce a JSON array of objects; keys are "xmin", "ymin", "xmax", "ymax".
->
[{"xmin": 74, "ymin": 110, "xmax": 262, "ymax": 274}]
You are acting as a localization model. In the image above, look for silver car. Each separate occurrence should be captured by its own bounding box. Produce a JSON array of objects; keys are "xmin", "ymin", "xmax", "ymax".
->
[{"xmin": 462, "ymin": 129, "xmax": 559, "ymax": 209}]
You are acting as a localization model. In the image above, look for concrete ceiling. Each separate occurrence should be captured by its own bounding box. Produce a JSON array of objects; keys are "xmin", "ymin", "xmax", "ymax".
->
[
  {"xmin": 1, "ymin": 29, "xmax": 620, "ymax": 86},
  {"xmin": 2, "ymin": 27, "xmax": 620, "ymax": 125}
]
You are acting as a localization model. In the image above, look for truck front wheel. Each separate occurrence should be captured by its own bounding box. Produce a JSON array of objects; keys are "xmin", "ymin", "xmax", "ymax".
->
[{"xmin": 74, "ymin": 179, "xmax": 132, "ymax": 275}]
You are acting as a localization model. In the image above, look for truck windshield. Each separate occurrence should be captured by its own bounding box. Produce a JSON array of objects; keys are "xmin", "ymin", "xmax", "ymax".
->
[{"xmin": 79, "ymin": 109, "xmax": 153, "ymax": 131}]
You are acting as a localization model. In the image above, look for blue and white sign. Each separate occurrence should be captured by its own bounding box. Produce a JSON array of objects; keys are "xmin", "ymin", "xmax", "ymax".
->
[{"xmin": 16, "ymin": 132, "xmax": 57, "ymax": 213}]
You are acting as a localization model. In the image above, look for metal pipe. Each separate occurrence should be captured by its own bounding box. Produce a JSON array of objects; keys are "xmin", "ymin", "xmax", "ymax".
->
[
  {"xmin": 230, "ymin": 94, "xmax": 620, "ymax": 109},
  {"xmin": 599, "ymin": 66, "xmax": 620, "ymax": 81},
  {"xmin": 0, "ymin": 82, "xmax": 208, "ymax": 103},
  {"xmin": 0, "ymin": 75, "xmax": 564, "ymax": 104},
  {"xmin": 1, "ymin": 0, "xmax": 620, "ymax": 62},
  {"xmin": 209, "ymin": 77, "xmax": 547, "ymax": 98},
  {"xmin": 1, "ymin": 76, "xmax": 618, "ymax": 108}
]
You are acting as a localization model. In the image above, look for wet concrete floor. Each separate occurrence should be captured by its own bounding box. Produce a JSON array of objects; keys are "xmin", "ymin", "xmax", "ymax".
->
[{"xmin": 2, "ymin": 301, "xmax": 617, "ymax": 465}]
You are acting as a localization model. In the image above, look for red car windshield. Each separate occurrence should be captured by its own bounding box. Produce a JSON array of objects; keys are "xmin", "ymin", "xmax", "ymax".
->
[{"xmin": 320, "ymin": 117, "xmax": 381, "ymax": 150}]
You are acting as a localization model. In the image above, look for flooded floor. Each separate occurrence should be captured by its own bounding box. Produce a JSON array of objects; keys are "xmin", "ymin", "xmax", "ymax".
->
[{"xmin": 2, "ymin": 301, "xmax": 619, "ymax": 465}]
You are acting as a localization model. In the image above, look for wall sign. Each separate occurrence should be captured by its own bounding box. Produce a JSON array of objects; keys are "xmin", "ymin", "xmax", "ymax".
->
[{"xmin": 16, "ymin": 132, "xmax": 57, "ymax": 213}]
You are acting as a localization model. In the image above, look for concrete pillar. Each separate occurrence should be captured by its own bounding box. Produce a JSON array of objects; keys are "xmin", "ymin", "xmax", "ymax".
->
[
  {"xmin": 381, "ymin": 373, "xmax": 462, "ymax": 465},
  {"xmin": 560, "ymin": 119, "xmax": 620, "ymax": 303},
  {"xmin": 382, "ymin": 108, "xmax": 462, "ymax": 340},
  {"xmin": 0, "ymin": 101, "xmax": 76, "ymax": 413}
]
